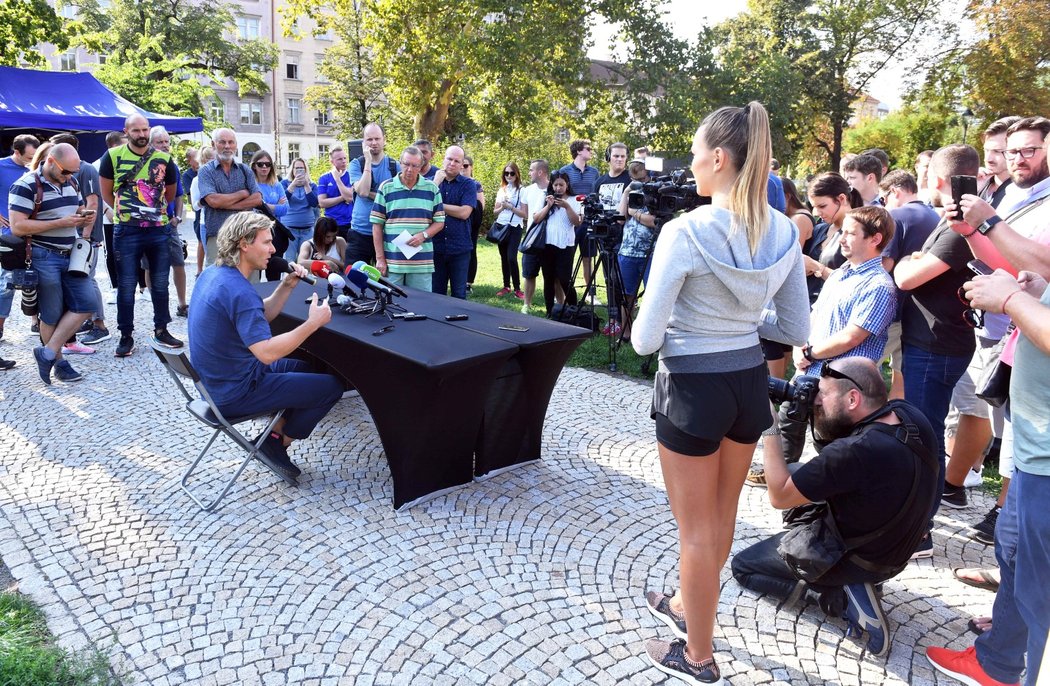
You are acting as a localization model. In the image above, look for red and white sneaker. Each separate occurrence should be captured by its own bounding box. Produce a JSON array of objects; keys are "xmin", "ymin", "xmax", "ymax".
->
[
  {"xmin": 601, "ymin": 322, "xmax": 622, "ymax": 337},
  {"xmin": 513, "ymin": 290, "xmax": 525, "ymax": 300},
  {"xmin": 495, "ymin": 287, "xmax": 512, "ymax": 297},
  {"xmin": 926, "ymin": 646, "xmax": 1019, "ymax": 686},
  {"xmin": 62, "ymin": 341, "xmax": 96, "ymax": 355}
]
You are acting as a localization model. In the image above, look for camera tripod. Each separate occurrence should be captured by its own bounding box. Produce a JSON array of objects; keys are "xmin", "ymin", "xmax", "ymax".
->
[{"xmin": 565, "ymin": 232, "xmax": 634, "ymax": 372}]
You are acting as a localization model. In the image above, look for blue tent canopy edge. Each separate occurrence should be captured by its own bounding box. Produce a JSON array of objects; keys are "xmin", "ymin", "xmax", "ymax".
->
[{"xmin": 0, "ymin": 66, "xmax": 203, "ymax": 134}]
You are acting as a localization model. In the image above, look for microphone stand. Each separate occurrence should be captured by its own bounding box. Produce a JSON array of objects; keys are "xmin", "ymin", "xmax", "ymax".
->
[{"xmin": 363, "ymin": 288, "xmax": 406, "ymax": 321}]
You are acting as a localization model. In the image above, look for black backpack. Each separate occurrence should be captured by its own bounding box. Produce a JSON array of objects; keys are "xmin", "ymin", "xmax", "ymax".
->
[{"xmin": 357, "ymin": 156, "xmax": 398, "ymax": 193}]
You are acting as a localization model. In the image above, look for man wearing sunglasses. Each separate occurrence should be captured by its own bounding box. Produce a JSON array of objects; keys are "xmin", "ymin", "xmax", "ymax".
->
[
  {"xmin": 8, "ymin": 143, "xmax": 97, "ymax": 384},
  {"xmin": 732, "ymin": 357, "xmax": 938, "ymax": 658}
]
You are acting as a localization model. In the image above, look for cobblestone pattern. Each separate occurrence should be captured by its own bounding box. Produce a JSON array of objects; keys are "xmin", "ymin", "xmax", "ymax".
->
[{"xmin": 0, "ymin": 271, "xmax": 1000, "ymax": 685}]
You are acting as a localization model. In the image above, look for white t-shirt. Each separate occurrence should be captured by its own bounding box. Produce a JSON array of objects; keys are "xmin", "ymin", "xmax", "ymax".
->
[
  {"xmin": 522, "ymin": 183, "xmax": 546, "ymax": 228},
  {"xmin": 495, "ymin": 184, "xmax": 525, "ymax": 227},
  {"xmin": 544, "ymin": 196, "xmax": 581, "ymax": 249}
]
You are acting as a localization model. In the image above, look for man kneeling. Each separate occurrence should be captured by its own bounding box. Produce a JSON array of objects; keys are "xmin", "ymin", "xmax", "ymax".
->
[
  {"xmin": 731, "ymin": 357, "xmax": 938, "ymax": 656},
  {"xmin": 188, "ymin": 212, "xmax": 344, "ymax": 484}
]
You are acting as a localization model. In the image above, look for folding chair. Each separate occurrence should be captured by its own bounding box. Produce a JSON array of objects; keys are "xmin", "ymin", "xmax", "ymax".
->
[{"xmin": 151, "ymin": 341, "xmax": 285, "ymax": 511}]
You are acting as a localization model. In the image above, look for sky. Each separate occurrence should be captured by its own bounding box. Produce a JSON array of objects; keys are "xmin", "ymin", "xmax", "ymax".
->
[{"xmin": 589, "ymin": 0, "xmax": 907, "ymax": 110}]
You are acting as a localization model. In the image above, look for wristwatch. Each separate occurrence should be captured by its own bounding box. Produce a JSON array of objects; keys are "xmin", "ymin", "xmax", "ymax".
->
[
  {"xmin": 802, "ymin": 344, "xmax": 818, "ymax": 363},
  {"xmin": 977, "ymin": 214, "xmax": 1002, "ymax": 236},
  {"xmin": 421, "ymin": 230, "xmax": 429, "ymax": 239}
]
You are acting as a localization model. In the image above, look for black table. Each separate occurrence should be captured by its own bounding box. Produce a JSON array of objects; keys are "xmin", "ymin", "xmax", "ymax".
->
[{"xmin": 258, "ymin": 282, "xmax": 590, "ymax": 508}]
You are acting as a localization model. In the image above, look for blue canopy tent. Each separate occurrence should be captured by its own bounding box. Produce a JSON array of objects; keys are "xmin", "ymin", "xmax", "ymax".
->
[{"xmin": 0, "ymin": 66, "xmax": 203, "ymax": 160}]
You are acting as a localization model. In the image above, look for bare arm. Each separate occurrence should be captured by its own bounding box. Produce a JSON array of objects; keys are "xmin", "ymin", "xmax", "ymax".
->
[
  {"xmin": 894, "ymin": 252, "xmax": 950, "ymax": 291},
  {"xmin": 10, "ymin": 209, "xmax": 89, "ymax": 236},
  {"xmin": 761, "ymin": 430, "xmax": 810, "ymax": 510},
  {"xmin": 442, "ymin": 203, "xmax": 473, "ymax": 220},
  {"xmin": 250, "ymin": 292, "xmax": 332, "ymax": 365}
]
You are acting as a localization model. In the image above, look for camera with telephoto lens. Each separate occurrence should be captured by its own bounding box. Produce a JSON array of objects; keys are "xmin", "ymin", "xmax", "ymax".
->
[
  {"xmin": 8, "ymin": 268, "xmax": 38, "ymax": 291},
  {"xmin": 627, "ymin": 169, "xmax": 709, "ymax": 219},
  {"xmin": 581, "ymin": 193, "xmax": 624, "ymax": 243},
  {"xmin": 768, "ymin": 375, "xmax": 820, "ymax": 423}
]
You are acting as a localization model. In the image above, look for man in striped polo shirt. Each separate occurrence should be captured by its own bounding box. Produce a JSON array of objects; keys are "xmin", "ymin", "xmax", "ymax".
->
[
  {"xmin": 370, "ymin": 146, "xmax": 444, "ymax": 292},
  {"xmin": 8, "ymin": 143, "xmax": 96, "ymax": 385}
]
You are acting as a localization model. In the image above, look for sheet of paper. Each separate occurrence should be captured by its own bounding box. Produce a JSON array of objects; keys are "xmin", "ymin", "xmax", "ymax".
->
[{"xmin": 393, "ymin": 230, "xmax": 421, "ymax": 258}]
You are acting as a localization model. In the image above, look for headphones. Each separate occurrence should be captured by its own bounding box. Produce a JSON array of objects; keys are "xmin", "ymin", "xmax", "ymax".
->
[{"xmin": 605, "ymin": 142, "xmax": 626, "ymax": 163}]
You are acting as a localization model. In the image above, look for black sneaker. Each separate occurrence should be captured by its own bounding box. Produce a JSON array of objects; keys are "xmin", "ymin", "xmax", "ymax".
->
[
  {"xmin": 645, "ymin": 590, "xmax": 687, "ymax": 640},
  {"xmin": 0, "ymin": 357, "xmax": 15, "ymax": 371},
  {"xmin": 941, "ymin": 480, "xmax": 968, "ymax": 509},
  {"xmin": 644, "ymin": 638, "xmax": 723, "ymax": 685},
  {"xmin": 81, "ymin": 327, "xmax": 112, "ymax": 345},
  {"xmin": 253, "ymin": 432, "xmax": 299, "ymax": 485},
  {"xmin": 176, "ymin": 304, "xmax": 189, "ymax": 318},
  {"xmin": 54, "ymin": 360, "xmax": 84, "ymax": 382},
  {"xmin": 969, "ymin": 506, "xmax": 1000, "ymax": 546},
  {"xmin": 31, "ymin": 321, "xmax": 40, "ymax": 334},
  {"xmin": 115, "ymin": 335, "xmax": 135, "ymax": 358},
  {"xmin": 152, "ymin": 328, "xmax": 184, "ymax": 349}
]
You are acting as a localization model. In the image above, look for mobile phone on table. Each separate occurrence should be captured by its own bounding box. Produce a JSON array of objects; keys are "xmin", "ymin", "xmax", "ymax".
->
[
  {"xmin": 498, "ymin": 324, "xmax": 529, "ymax": 332},
  {"xmin": 967, "ymin": 259, "xmax": 994, "ymax": 276},
  {"xmin": 950, "ymin": 175, "xmax": 978, "ymax": 220},
  {"xmin": 444, "ymin": 314, "xmax": 469, "ymax": 321}
]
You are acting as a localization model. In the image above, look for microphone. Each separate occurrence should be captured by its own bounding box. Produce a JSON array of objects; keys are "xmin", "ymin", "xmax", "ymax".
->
[
  {"xmin": 336, "ymin": 294, "xmax": 352, "ymax": 306},
  {"xmin": 345, "ymin": 267, "xmax": 381, "ymax": 295},
  {"xmin": 328, "ymin": 272, "xmax": 359, "ymax": 298},
  {"xmin": 311, "ymin": 260, "xmax": 332, "ymax": 280},
  {"xmin": 351, "ymin": 261, "xmax": 409, "ymax": 298},
  {"xmin": 269, "ymin": 256, "xmax": 316, "ymax": 285}
]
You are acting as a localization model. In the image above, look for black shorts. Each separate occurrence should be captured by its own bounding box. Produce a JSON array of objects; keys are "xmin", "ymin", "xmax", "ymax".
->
[
  {"xmin": 521, "ymin": 252, "xmax": 540, "ymax": 279},
  {"xmin": 652, "ymin": 363, "xmax": 772, "ymax": 456},
  {"xmin": 760, "ymin": 338, "xmax": 792, "ymax": 361}
]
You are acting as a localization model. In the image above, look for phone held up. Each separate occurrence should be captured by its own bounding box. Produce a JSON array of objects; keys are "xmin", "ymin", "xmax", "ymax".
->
[{"xmin": 950, "ymin": 175, "xmax": 978, "ymax": 221}]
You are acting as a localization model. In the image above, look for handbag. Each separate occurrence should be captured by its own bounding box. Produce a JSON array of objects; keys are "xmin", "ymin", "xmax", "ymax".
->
[
  {"xmin": 485, "ymin": 222, "xmax": 510, "ymax": 245},
  {"xmin": 0, "ymin": 233, "xmax": 29, "ymax": 270},
  {"xmin": 976, "ymin": 330, "xmax": 1012, "ymax": 408},
  {"xmin": 520, "ymin": 218, "xmax": 548, "ymax": 255}
]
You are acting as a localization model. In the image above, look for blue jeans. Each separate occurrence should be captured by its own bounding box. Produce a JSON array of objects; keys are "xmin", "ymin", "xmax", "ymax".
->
[
  {"xmin": 215, "ymin": 359, "xmax": 343, "ymax": 440},
  {"xmin": 432, "ymin": 251, "xmax": 470, "ymax": 299},
  {"xmin": 0, "ymin": 270, "xmax": 12, "ymax": 319},
  {"xmin": 114, "ymin": 224, "xmax": 171, "ymax": 335},
  {"xmin": 284, "ymin": 226, "xmax": 313, "ymax": 263},
  {"xmin": 976, "ymin": 469, "xmax": 1050, "ymax": 685},
  {"xmin": 902, "ymin": 343, "xmax": 970, "ymax": 518}
]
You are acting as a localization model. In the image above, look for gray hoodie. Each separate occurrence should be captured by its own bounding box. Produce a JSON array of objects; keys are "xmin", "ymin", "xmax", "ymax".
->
[{"xmin": 632, "ymin": 205, "xmax": 810, "ymax": 366}]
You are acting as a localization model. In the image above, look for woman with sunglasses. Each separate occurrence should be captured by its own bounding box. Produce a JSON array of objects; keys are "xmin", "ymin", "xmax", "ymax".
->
[
  {"xmin": 281, "ymin": 157, "xmax": 320, "ymax": 262},
  {"xmin": 805, "ymin": 172, "xmax": 862, "ymax": 304},
  {"xmin": 251, "ymin": 151, "xmax": 288, "ymax": 279},
  {"xmin": 632, "ymin": 102, "xmax": 809, "ymax": 685},
  {"xmin": 492, "ymin": 162, "xmax": 528, "ymax": 298}
]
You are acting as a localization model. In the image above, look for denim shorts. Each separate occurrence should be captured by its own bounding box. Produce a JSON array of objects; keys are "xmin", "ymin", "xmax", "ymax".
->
[
  {"xmin": 168, "ymin": 226, "xmax": 186, "ymax": 267},
  {"xmin": 32, "ymin": 244, "xmax": 98, "ymax": 324}
]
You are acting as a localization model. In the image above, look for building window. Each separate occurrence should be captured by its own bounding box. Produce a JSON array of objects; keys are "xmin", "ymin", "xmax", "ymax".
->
[
  {"xmin": 236, "ymin": 16, "xmax": 260, "ymax": 40},
  {"xmin": 315, "ymin": 54, "xmax": 328, "ymax": 83},
  {"xmin": 97, "ymin": 54, "xmax": 107, "ymax": 65},
  {"xmin": 210, "ymin": 99, "xmax": 224, "ymax": 122},
  {"xmin": 287, "ymin": 144, "xmax": 301, "ymax": 167},
  {"xmin": 59, "ymin": 52, "xmax": 77, "ymax": 71},
  {"xmin": 317, "ymin": 108, "xmax": 331, "ymax": 127},
  {"xmin": 241, "ymin": 142, "xmax": 261, "ymax": 166},
  {"xmin": 317, "ymin": 144, "xmax": 330, "ymax": 159},
  {"xmin": 287, "ymin": 98, "xmax": 301, "ymax": 125},
  {"xmin": 61, "ymin": 3, "xmax": 76, "ymax": 19},
  {"xmin": 286, "ymin": 56, "xmax": 299, "ymax": 80},
  {"xmin": 239, "ymin": 102, "xmax": 261, "ymax": 126}
]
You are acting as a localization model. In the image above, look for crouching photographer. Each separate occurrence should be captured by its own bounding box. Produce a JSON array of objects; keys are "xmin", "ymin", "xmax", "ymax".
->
[{"xmin": 731, "ymin": 357, "xmax": 938, "ymax": 657}]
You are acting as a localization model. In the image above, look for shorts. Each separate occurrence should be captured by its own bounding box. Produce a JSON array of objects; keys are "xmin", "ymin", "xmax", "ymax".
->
[
  {"xmin": 760, "ymin": 338, "xmax": 791, "ymax": 362},
  {"xmin": 32, "ymin": 244, "xmax": 98, "ymax": 325},
  {"xmin": 946, "ymin": 337, "xmax": 1006, "ymax": 435},
  {"xmin": 652, "ymin": 361, "xmax": 772, "ymax": 456},
  {"xmin": 521, "ymin": 252, "xmax": 540, "ymax": 279},
  {"xmin": 884, "ymin": 321, "xmax": 902, "ymax": 372},
  {"xmin": 575, "ymin": 223, "xmax": 596, "ymax": 258},
  {"xmin": 168, "ymin": 226, "xmax": 186, "ymax": 267}
]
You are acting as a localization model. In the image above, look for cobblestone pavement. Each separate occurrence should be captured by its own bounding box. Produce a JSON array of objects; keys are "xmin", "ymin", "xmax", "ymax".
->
[{"xmin": 0, "ymin": 270, "xmax": 1000, "ymax": 685}]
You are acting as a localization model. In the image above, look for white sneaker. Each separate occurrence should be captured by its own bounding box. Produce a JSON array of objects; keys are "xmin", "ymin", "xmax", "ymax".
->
[
  {"xmin": 138, "ymin": 289, "xmax": 150, "ymax": 301},
  {"xmin": 106, "ymin": 289, "xmax": 117, "ymax": 305},
  {"xmin": 964, "ymin": 468, "xmax": 983, "ymax": 488}
]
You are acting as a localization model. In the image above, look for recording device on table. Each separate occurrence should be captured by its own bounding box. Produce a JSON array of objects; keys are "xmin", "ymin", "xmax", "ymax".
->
[{"xmin": 950, "ymin": 175, "xmax": 978, "ymax": 221}]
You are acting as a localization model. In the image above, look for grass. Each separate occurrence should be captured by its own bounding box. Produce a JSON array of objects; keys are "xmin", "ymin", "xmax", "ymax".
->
[
  {"xmin": 0, "ymin": 592, "xmax": 125, "ymax": 686},
  {"xmin": 470, "ymin": 239, "xmax": 656, "ymax": 378}
]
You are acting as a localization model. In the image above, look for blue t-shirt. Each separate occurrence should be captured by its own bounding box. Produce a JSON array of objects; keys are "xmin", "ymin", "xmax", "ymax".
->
[
  {"xmin": 316, "ymin": 170, "xmax": 353, "ymax": 226},
  {"xmin": 558, "ymin": 162, "xmax": 599, "ymax": 196},
  {"xmin": 435, "ymin": 174, "xmax": 476, "ymax": 255},
  {"xmin": 0, "ymin": 156, "xmax": 28, "ymax": 231},
  {"xmin": 348, "ymin": 156, "xmax": 400, "ymax": 235},
  {"xmin": 187, "ymin": 265, "xmax": 272, "ymax": 407},
  {"xmin": 767, "ymin": 173, "xmax": 786, "ymax": 214}
]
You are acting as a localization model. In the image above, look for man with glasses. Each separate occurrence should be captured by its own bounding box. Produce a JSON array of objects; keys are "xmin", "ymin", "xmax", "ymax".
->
[
  {"xmin": 732, "ymin": 357, "xmax": 938, "ymax": 658},
  {"xmin": 8, "ymin": 143, "xmax": 97, "ymax": 383},
  {"xmin": 371, "ymin": 146, "xmax": 444, "ymax": 291},
  {"xmin": 100, "ymin": 114, "xmax": 183, "ymax": 357},
  {"xmin": 560, "ymin": 139, "xmax": 600, "ymax": 295}
]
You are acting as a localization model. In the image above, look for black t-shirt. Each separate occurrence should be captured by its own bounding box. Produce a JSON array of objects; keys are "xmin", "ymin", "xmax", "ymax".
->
[
  {"xmin": 900, "ymin": 221, "xmax": 977, "ymax": 357},
  {"xmin": 792, "ymin": 401, "xmax": 938, "ymax": 568},
  {"xmin": 595, "ymin": 171, "xmax": 631, "ymax": 211}
]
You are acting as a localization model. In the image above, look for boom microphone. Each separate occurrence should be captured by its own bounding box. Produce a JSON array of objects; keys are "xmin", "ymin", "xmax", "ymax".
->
[
  {"xmin": 351, "ymin": 261, "xmax": 409, "ymax": 297},
  {"xmin": 268, "ymin": 256, "xmax": 316, "ymax": 285}
]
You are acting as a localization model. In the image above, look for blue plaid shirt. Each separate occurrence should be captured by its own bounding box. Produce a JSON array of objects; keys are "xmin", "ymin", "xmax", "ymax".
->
[{"xmin": 808, "ymin": 256, "xmax": 896, "ymax": 374}]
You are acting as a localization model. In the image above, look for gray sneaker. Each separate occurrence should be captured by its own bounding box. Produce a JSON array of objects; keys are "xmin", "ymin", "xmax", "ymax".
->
[
  {"xmin": 646, "ymin": 590, "xmax": 687, "ymax": 640},
  {"xmin": 81, "ymin": 327, "xmax": 112, "ymax": 345}
]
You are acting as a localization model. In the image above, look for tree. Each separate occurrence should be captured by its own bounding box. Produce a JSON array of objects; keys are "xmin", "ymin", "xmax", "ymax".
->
[
  {"xmin": 0, "ymin": 0, "xmax": 67, "ymax": 67},
  {"xmin": 843, "ymin": 107, "xmax": 956, "ymax": 171},
  {"xmin": 68, "ymin": 0, "xmax": 277, "ymax": 118}
]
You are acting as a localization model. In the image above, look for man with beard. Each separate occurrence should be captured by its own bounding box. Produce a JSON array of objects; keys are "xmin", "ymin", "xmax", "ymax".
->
[{"xmin": 730, "ymin": 357, "xmax": 938, "ymax": 658}]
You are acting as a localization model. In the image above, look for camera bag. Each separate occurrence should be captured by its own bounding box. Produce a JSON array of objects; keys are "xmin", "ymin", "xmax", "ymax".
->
[{"xmin": 0, "ymin": 173, "xmax": 45, "ymax": 270}]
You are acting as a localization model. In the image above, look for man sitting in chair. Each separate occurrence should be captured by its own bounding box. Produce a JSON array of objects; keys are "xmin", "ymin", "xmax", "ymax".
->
[{"xmin": 188, "ymin": 211, "xmax": 343, "ymax": 484}]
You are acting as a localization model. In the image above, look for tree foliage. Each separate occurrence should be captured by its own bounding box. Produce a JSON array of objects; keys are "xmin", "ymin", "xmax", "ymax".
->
[
  {"xmin": 843, "ymin": 107, "xmax": 957, "ymax": 171},
  {"xmin": 67, "ymin": 0, "xmax": 277, "ymax": 118},
  {"xmin": 0, "ymin": 0, "xmax": 68, "ymax": 67}
]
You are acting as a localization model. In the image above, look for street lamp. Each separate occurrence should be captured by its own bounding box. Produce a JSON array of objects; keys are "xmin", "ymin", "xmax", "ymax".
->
[{"xmin": 957, "ymin": 106, "xmax": 975, "ymax": 144}]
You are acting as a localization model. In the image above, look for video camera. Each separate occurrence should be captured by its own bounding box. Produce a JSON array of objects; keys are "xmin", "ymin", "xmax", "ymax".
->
[
  {"xmin": 627, "ymin": 169, "xmax": 709, "ymax": 219},
  {"xmin": 768, "ymin": 375, "xmax": 819, "ymax": 423},
  {"xmin": 579, "ymin": 193, "xmax": 624, "ymax": 242}
]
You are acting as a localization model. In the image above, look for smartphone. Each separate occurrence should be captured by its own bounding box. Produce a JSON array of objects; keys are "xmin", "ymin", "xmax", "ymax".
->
[
  {"xmin": 444, "ymin": 314, "xmax": 469, "ymax": 321},
  {"xmin": 950, "ymin": 175, "xmax": 978, "ymax": 220},
  {"xmin": 968, "ymin": 259, "xmax": 994, "ymax": 276},
  {"xmin": 78, "ymin": 209, "xmax": 96, "ymax": 216},
  {"xmin": 498, "ymin": 324, "xmax": 529, "ymax": 332}
]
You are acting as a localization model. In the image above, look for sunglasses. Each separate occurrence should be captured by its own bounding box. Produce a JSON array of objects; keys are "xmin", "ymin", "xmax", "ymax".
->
[
  {"xmin": 820, "ymin": 364, "xmax": 862, "ymax": 391},
  {"xmin": 463, "ymin": 163, "xmax": 472, "ymax": 168},
  {"xmin": 255, "ymin": 161, "xmax": 272, "ymax": 168},
  {"xmin": 51, "ymin": 156, "xmax": 78, "ymax": 177},
  {"xmin": 957, "ymin": 286, "xmax": 984, "ymax": 328},
  {"xmin": 504, "ymin": 171, "xmax": 516, "ymax": 177}
]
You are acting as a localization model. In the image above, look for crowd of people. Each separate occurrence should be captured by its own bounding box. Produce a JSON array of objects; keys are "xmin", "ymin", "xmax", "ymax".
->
[{"xmin": 2, "ymin": 107, "xmax": 1048, "ymax": 686}]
